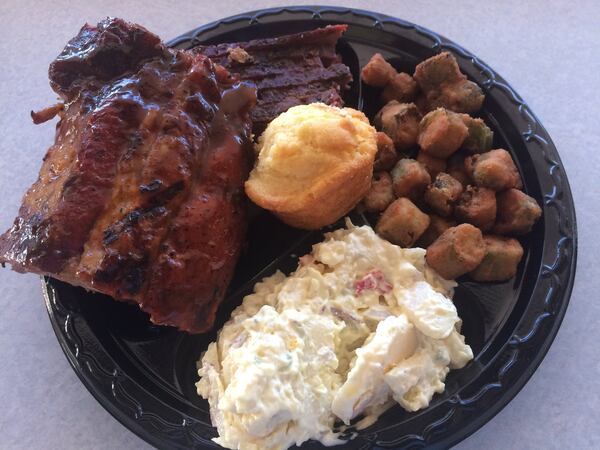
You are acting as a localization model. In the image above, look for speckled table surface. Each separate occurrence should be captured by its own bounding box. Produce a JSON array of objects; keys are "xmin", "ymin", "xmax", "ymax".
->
[{"xmin": 0, "ymin": 1, "xmax": 598, "ymax": 449}]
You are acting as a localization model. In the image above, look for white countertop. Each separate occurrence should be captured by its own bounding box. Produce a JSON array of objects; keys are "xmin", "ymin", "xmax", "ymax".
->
[{"xmin": 0, "ymin": 0, "xmax": 598, "ymax": 448}]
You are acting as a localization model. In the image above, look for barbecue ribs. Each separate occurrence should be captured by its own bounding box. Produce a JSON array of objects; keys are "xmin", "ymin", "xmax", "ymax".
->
[
  {"xmin": 0, "ymin": 18, "xmax": 256, "ymax": 333},
  {"xmin": 195, "ymin": 25, "xmax": 352, "ymax": 134}
]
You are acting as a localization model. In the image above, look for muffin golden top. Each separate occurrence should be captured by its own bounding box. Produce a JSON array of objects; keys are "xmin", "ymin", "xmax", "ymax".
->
[{"xmin": 246, "ymin": 103, "xmax": 377, "ymax": 202}]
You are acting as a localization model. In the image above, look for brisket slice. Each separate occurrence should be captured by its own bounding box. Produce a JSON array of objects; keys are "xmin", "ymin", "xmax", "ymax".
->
[
  {"xmin": 194, "ymin": 25, "xmax": 352, "ymax": 134},
  {"xmin": 0, "ymin": 18, "xmax": 256, "ymax": 333}
]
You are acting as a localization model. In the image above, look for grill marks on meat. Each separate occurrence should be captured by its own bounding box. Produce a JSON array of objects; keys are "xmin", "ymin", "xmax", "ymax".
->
[
  {"xmin": 195, "ymin": 25, "xmax": 352, "ymax": 133},
  {"xmin": 0, "ymin": 18, "xmax": 256, "ymax": 333},
  {"xmin": 0, "ymin": 20, "xmax": 351, "ymax": 333}
]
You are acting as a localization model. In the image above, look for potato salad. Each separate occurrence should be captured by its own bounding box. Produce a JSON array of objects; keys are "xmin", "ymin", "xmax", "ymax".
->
[{"xmin": 196, "ymin": 222, "xmax": 472, "ymax": 450}]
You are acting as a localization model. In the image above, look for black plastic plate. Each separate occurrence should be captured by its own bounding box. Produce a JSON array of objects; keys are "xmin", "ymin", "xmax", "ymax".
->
[{"xmin": 44, "ymin": 6, "xmax": 577, "ymax": 450}]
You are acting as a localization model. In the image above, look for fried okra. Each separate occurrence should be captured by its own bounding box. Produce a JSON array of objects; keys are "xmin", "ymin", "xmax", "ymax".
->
[
  {"xmin": 374, "ymin": 101, "xmax": 422, "ymax": 150},
  {"xmin": 391, "ymin": 158, "xmax": 431, "ymax": 200},
  {"xmin": 424, "ymin": 173, "xmax": 464, "ymax": 217},
  {"xmin": 414, "ymin": 52, "xmax": 484, "ymax": 114},
  {"xmin": 425, "ymin": 223, "xmax": 485, "ymax": 279},
  {"xmin": 363, "ymin": 172, "xmax": 395, "ymax": 212},
  {"xmin": 361, "ymin": 53, "xmax": 396, "ymax": 87},
  {"xmin": 432, "ymin": 81, "xmax": 485, "ymax": 114},
  {"xmin": 469, "ymin": 149, "xmax": 522, "ymax": 191},
  {"xmin": 464, "ymin": 153, "xmax": 476, "ymax": 179},
  {"xmin": 455, "ymin": 186, "xmax": 497, "ymax": 231},
  {"xmin": 414, "ymin": 95, "xmax": 431, "ymax": 116},
  {"xmin": 469, "ymin": 235, "xmax": 524, "ymax": 282},
  {"xmin": 414, "ymin": 52, "xmax": 464, "ymax": 91},
  {"xmin": 374, "ymin": 132, "xmax": 398, "ymax": 171},
  {"xmin": 494, "ymin": 189, "xmax": 542, "ymax": 235},
  {"xmin": 381, "ymin": 72, "xmax": 418, "ymax": 103},
  {"xmin": 376, "ymin": 198, "xmax": 430, "ymax": 247},
  {"xmin": 416, "ymin": 150, "xmax": 446, "ymax": 178},
  {"xmin": 416, "ymin": 214, "xmax": 456, "ymax": 248},
  {"xmin": 446, "ymin": 151, "xmax": 472, "ymax": 186},
  {"xmin": 417, "ymin": 108, "xmax": 468, "ymax": 158},
  {"xmin": 461, "ymin": 115, "xmax": 493, "ymax": 154}
]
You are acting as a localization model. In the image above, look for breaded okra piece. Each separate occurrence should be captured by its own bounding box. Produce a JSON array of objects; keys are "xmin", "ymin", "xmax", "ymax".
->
[
  {"xmin": 417, "ymin": 108, "xmax": 468, "ymax": 158},
  {"xmin": 376, "ymin": 198, "xmax": 430, "ymax": 247},
  {"xmin": 464, "ymin": 152, "xmax": 476, "ymax": 179},
  {"xmin": 414, "ymin": 52, "xmax": 484, "ymax": 114},
  {"xmin": 414, "ymin": 94, "xmax": 431, "ymax": 116},
  {"xmin": 374, "ymin": 101, "xmax": 422, "ymax": 150},
  {"xmin": 469, "ymin": 235, "xmax": 524, "ymax": 282},
  {"xmin": 363, "ymin": 172, "xmax": 395, "ymax": 213},
  {"xmin": 416, "ymin": 214, "xmax": 457, "ymax": 248},
  {"xmin": 461, "ymin": 115, "xmax": 494, "ymax": 154},
  {"xmin": 414, "ymin": 52, "xmax": 464, "ymax": 91},
  {"xmin": 431, "ymin": 81, "xmax": 484, "ymax": 114},
  {"xmin": 361, "ymin": 53, "xmax": 396, "ymax": 87},
  {"xmin": 455, "ymin": 186, "xmax": 497, "ymax": 231},
  {"xmin": 426, "ymin": 223, "xmax": 485, "ymax": 279},
  {"xmin": 391, "ymin": 158, "xmax": 431, "ymax": 200},
  {"xmin": 424, "ymin": 173, "xmax": 464, "ymax": 217},
  {"xmin": 416, "ymin": 150, "xmax": 446, "ymax": 178},
  {"xmin": 469, "ymin": 149, "xmax": 522, "ymax": 191},
  {"xmin": 374, "ymin": 131, "xmax": 398, "ymax": 171},
  {"xmin": 494, "ymin": 189, "xmax": 542, "ymax": 235},
  {"xmin": 446, "ymin": 150, "xmax": 472, "ymax": 186},
  {"xmin": 381, "ymin": 72, "xmax": 418, "ymax": 103}
]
